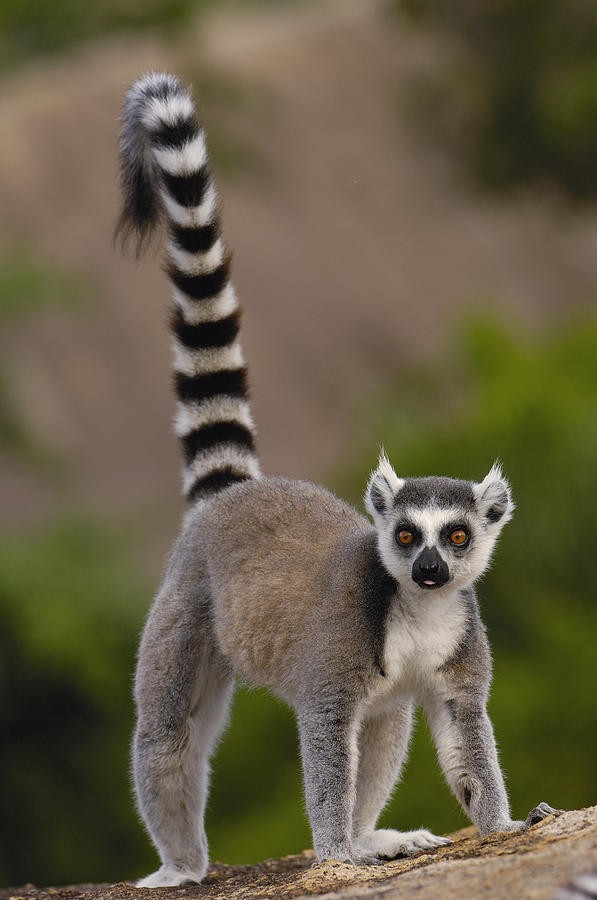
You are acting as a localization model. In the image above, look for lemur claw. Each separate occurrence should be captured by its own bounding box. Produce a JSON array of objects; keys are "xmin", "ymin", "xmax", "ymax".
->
[{"xmin": 524, "ymin": 801, "xmax": 561, "ymax": 828}]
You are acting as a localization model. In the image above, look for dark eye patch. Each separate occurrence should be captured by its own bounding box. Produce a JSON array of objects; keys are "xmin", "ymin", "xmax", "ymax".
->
[
  {"xmin": 394, "ymin": 523, "xmax": 422, "ymax": 549},
  {"xmin": 440, "ymin": 522, "xmax": 473, "ymax": 549}
]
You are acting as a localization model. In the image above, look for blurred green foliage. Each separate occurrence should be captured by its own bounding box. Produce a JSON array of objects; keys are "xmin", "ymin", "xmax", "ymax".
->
[
  {"xmin": 1, "ymin": 317, "xmax": 594, "ymax": 885},
  {"xmin": 0, "ymin": 519, "xmax": 151, "ymax": 885},
  {"xmin": 0, "ymin": 0, "xmax": 205, "ymax": 70},
  {"xmin": 0, "ymin": 0, "xmax": 305, "ymax": 73},
  {"xmin": 399, "ymin": 0, "xmax": 597, "ymax": 196},
  {"xmin": 0, "ymin": 249, "xmax": 88, "ymax": 323}
]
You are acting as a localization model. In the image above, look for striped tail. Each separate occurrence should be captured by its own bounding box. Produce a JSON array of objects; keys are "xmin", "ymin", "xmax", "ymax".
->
[{"xmin": 116, "ymin": 72, "xmax": 260, "ymax": 505}]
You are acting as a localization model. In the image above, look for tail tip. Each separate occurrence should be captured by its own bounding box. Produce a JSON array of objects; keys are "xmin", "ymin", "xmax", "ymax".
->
[{"xmin": 116, "ymin": 71, "xmax": 199, "ymax": 257}]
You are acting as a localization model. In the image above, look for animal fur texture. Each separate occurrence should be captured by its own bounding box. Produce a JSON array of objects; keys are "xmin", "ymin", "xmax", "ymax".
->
[{"xmin": 116, "ymin": 72, "xmax": 557, "ymax": 888}]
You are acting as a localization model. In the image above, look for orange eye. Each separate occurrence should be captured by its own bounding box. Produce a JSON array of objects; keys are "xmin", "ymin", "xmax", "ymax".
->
[
  {"xmin": 450, "ymin": 529, "xmax": 468, "ymax": 546},
  {"xmin": 397, "ymin": 530, "xmax": 414, "ymax": 545}
]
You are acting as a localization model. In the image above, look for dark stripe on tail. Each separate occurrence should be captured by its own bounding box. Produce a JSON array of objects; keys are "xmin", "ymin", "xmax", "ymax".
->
[
  {"xmin": 161, "ymin": 169, "xmax": 210, "ymax": 208},
  {"xmin": 150, "ymin": 118, "xmax": 199, "ymax": 149},
  {"xmin": 181, "ymin": 421, "xmax": 256, "ymax": 465},
  {"xmin": 175, "ymin": 368, "xmax": 248, "ymax": 403},
  {"xmin": 187, "ymin": 467, "xmax": 250, "ymax": 503},
  {"xmin": 168, "ymin": 260, "xmax": 230, "ymax": 300},
  {"xmin": 170, "ymin": 223, "xmax": 220, "ymax": 254},
  {"xmin": 171, "ymin": 308, "xmax": 241, "ymax": 349}
]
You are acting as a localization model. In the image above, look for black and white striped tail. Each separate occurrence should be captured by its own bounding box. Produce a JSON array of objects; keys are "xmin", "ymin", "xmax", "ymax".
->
[{"xmin": 116, "ymin": 72, "xmax": 260, "ymax": 505}]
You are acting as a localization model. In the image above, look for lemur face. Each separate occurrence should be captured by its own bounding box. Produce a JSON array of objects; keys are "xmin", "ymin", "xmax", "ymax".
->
[{"xmin": 365, "ymin": 454, "xmax": 515, "ymax": 594}]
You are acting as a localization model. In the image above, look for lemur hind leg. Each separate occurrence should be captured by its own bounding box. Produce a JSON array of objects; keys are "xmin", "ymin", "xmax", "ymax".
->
[
  {"xmin": 353, "ymin": 703, "xmax": 451, "ymax": 859},
  {"xmin": 133, "ymin": 580, "xmax": 234, "ymax": 888}
]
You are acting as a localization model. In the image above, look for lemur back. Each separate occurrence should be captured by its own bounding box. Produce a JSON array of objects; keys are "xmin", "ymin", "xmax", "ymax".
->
[
  {"xmin": 118, "ymin": 72, "xmax": 556, "ymax": 890},
  {"xmin": 116, "ymin": 73, "xmax": 260, "ymax": 503}
]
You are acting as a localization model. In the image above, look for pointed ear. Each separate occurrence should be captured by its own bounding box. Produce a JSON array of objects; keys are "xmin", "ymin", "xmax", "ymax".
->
[
  {"xmin": 365, "ymin": 452, "xmax": 404, "ymax": 522},
  {"xmin": 473, "ymin": 462, "xmax": 515, "ymax": 526}
]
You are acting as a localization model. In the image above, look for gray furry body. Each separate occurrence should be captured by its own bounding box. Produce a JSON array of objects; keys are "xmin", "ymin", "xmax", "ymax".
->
[{"xmin": 118, "ymin": 73, "xmax": 555, "ymax": 889}]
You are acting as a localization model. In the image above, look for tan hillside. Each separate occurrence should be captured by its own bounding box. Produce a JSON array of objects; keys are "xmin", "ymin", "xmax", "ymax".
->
[{"xmin": 1, "ymin": 0, "xmax": 596, "ymax": 564}]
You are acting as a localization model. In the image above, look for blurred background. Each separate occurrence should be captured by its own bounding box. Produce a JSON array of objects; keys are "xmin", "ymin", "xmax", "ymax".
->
[{"xmin": 0, "ymin": 0, "xmax": 596, "ymax": 887}]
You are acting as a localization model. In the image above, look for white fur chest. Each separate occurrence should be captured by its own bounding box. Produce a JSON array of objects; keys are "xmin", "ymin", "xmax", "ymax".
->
[{"xmin": 367, "ymin": 588, "xmax": 468, "ymax": 713}]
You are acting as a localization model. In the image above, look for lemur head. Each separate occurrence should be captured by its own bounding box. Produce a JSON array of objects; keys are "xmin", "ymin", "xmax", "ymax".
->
[{"xmin": 365, "ymin": 453, "xmax": 515, "ymax": 594}]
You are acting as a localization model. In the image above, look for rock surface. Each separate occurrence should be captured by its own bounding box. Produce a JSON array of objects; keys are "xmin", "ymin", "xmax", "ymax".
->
[{"xmin": 2, "ymin": 807, "xmax": 595, "ymax": 900}]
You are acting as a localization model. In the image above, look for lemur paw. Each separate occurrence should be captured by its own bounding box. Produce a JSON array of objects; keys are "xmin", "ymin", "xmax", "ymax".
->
[
  {"xmin": 524, "ymin": 801, "xmax": 561, "ymax": 828},
  {"xmin": 135, "ymin": 866, "xmax": 205, "ymax": 888},
  {"xmin": 356, "ymin": 828, "xmax": 451, "ymax": 860},
  {"xmin": 498, "ymin": 802, "xmax": 561, "ymax": 834}
]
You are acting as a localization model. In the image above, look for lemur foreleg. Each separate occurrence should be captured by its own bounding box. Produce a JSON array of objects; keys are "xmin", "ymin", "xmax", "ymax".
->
[
  {"xmin": 298, "ymin": 701, "xmax": 383, "ymax": 866},
  {"xmin": 426, "ymin": 695, "xmax": 513, "ymax": 833},
  {"xmin": 353, "ymin": 702, "xmax": 451, "ymax": 859},
  {"xmin": 353, "ymin": 703, "xmax": 414, "ymax": 841},
  {"xmin": 426, "ymin": 695, "xmax": 558, "ymax": 834}
]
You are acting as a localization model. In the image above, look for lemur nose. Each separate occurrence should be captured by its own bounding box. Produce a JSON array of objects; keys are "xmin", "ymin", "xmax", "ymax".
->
[{"xmin": 412, "ymin": 547, "xmax": 449, "ymax": 588}]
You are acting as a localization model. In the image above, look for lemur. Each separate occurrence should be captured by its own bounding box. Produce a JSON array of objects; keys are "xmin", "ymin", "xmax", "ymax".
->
[{"xmin": 116, "ymin": 72, "xmax": 557, "ymax": 888}]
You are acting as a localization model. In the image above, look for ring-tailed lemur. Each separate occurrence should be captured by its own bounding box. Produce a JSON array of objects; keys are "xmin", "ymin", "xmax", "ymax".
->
[{"xmin": 116, "ymin": 72, "xmax": 557, "ymax": 889}]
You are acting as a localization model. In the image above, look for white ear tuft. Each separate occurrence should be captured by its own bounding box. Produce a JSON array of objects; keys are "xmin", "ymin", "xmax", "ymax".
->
[
  {"xmin": 473, "ymin": 461, "xmax": 515, "ymax": 526},
  {"xmin": 364, "ymin": 451, "xmax": 405, "ymax": 522}
]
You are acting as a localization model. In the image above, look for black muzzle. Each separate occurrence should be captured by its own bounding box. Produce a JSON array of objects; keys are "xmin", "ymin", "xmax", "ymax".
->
[{"xmin": 412, "ymin": 546, "xmax": 450, "ymax": 590}]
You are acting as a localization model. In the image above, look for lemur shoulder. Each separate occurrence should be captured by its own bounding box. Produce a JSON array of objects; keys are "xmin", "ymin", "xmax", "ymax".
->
[{"xmin": 116, "ymin": 72, "xmax": 557, "ymax": 888}]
